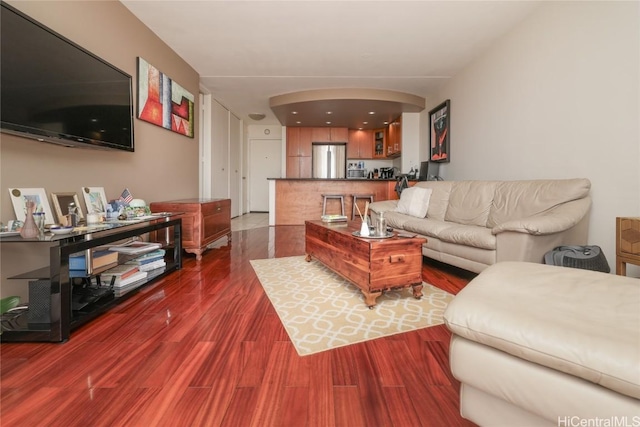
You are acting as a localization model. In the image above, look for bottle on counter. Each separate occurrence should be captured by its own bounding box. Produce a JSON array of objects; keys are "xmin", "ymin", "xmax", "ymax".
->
[{"xmin": 68, "ymin": 202, "xmax": 78, "ymax": 227}]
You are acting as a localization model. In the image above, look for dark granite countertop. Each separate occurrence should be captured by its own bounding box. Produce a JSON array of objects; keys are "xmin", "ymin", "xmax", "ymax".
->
[{"xmin": 267, "ymin": 178, "xmax": 419, "ymax": 182}]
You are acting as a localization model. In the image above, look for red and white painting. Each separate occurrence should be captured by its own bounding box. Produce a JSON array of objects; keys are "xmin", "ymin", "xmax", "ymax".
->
[{"xmin": 137, "ymin": 57, "xmax": 194, "ymax": 138}]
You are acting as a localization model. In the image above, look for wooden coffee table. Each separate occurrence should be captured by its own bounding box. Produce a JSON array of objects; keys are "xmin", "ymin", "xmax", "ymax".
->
[{"xmin": 304, "ymin": 220, "xmax": 427, "ymax": 308}]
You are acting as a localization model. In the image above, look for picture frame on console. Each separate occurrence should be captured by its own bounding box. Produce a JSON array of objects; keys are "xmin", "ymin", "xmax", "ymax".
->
[
  {"xmin": 8, "ymin": 187, "xmax": 55, "ymax": 225},
  {"xmin": 82, "ymin": 187, "xmax": 108, "ymax": 214},
  {"xmin": 429, "ymin": 99, "xmax": 450, "ymax": 163},
  {"xmin": 51, "ymin": 192, "xmax": 84, "ymax": 224}
]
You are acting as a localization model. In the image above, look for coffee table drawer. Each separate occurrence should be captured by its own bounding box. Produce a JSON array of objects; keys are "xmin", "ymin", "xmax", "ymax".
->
[{"xmin": 370, "ymin": 240, "xmax": 424, "ymax": 290}]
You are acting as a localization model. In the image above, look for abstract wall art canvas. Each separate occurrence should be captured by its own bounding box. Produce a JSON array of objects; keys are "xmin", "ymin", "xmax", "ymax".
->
[
  {"xmin": 429, "ymin": 100, "xmax": 450, "ymax": 163},
  {"xmin": 137, "ymin": 57, "xmax": 194, "ymax": 138}
]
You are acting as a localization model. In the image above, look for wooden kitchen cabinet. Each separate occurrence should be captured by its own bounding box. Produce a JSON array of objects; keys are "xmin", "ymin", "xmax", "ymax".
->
[
  {"xmin": 311, "ymin": 127, "xmax": 348, "ymax": 142},
  {"xmin": 286, "ymin": 127, "xmax": 312, "ymax": 157},
  {"xmin": 386, "ymin": 116, "xmax": 402, "ymax": 157},
  {"xmin": 347, "ymin": 129, "xmax": 374, "ymax": 159},
  {"xmin": 286, "ymin": 127, "xmax": 313, "ymax": 177},
  {"xmin": 150, "ymin": 198, "xmax": 231, "ymax": 261},
  {"xmin": 286, "ymin": 156, "xmax": 312, "ymax": 178},
  {"xmin": 373, "ymin": 128, "xmax": 387, "ymax": 158}
]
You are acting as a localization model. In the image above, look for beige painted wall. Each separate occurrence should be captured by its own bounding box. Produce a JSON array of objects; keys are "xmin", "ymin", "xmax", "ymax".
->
[
  {"xmin": 1, "ymin": 0, "xmax": 200, "ymax": 298},
  {"xmin": 421, "ymin": 1, "xmax": 640, "ymax": 275}
]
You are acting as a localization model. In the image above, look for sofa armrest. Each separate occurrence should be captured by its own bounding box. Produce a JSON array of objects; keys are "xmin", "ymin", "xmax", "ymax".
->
[
  {"xmin": 491, "ymin": 197, "xmax": 591, "ymax": 236},
  {"xmin": 368, "ymin": 200, "xmax": 398, "ymax": 215}
]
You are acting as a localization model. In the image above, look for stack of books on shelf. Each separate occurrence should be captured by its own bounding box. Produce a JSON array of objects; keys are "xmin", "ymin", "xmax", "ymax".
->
[
  {"xmin": 124, "ymin": 249, "xmax": 167, "ymax": 288},
  {"xmin": 100, "ymin": 263, "xmax": 148, "ymax": 297},
  {"xmin": 69, "ymin": 250, "xmax": 119, "ymax": 278},
  {"xmin": 108, "ymin": 241, "xmax": 162, "ymax": 255}
]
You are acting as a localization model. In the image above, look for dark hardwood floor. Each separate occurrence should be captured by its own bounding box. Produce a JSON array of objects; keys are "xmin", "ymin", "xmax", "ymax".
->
[{"xmin": 1, "ymin": 225, "xmax": 477, "ymax": 427}]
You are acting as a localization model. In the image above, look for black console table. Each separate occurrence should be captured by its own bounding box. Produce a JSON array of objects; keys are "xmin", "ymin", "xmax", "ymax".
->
[{"xmin": 0, "ymin": 215, "xmax": 182, "ymax": 342}]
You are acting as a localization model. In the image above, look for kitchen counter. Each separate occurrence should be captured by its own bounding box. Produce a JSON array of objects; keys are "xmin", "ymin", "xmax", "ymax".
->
[
  {"xmin": 267, "ymin": 178, "xmax": 416, "ymax": 182},
  {"xmin": 268, "ymin": 178, "xmax": 417, "ymax": 226}
]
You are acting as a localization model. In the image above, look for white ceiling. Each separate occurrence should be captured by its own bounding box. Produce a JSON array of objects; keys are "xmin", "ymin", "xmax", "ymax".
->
[{"xmin": 121, "ymin": 0, "xmax": 540, "ymax": 129}]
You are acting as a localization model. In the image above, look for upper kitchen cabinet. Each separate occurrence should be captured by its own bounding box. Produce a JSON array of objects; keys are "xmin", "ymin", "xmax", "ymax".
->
[
  {"xmin": 386, "ymin": 116, "xmax": 402, "ymax": 157},
  {"xmin": 373, "ymin": 128, "xmax": 387, "ymax": 158},
  {"xmin": 287, "ymin": 127, "xmax": 313, "ymax": 157},
  {"xmin": 286, "ymin": 127, "xmax": 312, "ymax": 178},
  {"xmin": 347, "ymin": 129, "xmax": 374, "ymax": 159},
  {"xmin": 311, "ymin": 127, "xmax": 349, "ymax": 142}
]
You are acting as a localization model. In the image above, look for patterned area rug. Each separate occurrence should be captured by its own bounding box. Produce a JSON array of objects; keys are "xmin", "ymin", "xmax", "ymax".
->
[{"xmin": 250, "ymin": 256, "xmax": 454, "ymax": 356}]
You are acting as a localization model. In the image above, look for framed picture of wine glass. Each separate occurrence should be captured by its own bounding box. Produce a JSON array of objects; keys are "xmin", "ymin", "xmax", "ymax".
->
[
  {"xmin": 429, "ymin": 99, "xmax": 450, "ymax": 163},
  {"xmin": 82, "ymin": 187, "xmax": 108, "ymax": 214},
  {"xmin": 51, "ymin": 192, "xmax": 84, "ymax": 224},
  {"xmin": 8, "ymin": 187, "xmax": 55, "ymax": 225}
]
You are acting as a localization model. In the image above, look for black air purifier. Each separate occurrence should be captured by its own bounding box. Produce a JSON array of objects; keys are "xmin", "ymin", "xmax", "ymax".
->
[{"xmin": 28, "ymin": 280, "xmax": 59, "ymax": 325}]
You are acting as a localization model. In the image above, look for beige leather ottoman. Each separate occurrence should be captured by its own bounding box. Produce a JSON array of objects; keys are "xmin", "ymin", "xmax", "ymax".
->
[{"xmin": 444, "ymin": 262, "xmax": 640, "ymax": 426}]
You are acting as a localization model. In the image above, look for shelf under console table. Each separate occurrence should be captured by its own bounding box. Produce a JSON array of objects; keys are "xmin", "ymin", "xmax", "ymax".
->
[
  {"xmin": 0, "ymin": 215, "xmax": 182, "ymax": 342},
  {"xmin": 150, "ymin": 198, "xmax": 231, "ymax": 261}
]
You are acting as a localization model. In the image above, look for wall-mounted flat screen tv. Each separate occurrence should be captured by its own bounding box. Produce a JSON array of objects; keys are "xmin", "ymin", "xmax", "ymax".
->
[{"xmin": 0, "ymin": 2, "xmax": 134, "ymax": 151}]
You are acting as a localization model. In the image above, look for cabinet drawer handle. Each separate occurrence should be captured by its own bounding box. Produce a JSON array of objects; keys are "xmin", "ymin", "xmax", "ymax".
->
[{"xmin": 389, "ymin": 254, "xmax": 405, "ymax": 263}]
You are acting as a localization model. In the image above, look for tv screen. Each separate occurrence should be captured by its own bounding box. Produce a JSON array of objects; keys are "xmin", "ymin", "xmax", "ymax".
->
[{"xmin": 0, "ymin": 2, "xmax": 134, "ymax": 151}]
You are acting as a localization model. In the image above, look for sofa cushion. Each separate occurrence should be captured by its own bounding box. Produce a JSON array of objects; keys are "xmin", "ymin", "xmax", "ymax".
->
[
  {"xmin": 403, "ymin": 219, "xmax": 496, "ymax": 250},
  {"xmin": 435, "ymin": 223, "xmax": 497, "ymax": 250},
  {"xmin": 414, "ymin": 181, "xmax": 452, "ymax": 221},
  {"xmin": 444, "ymin": 262, "xmax": 640, "ymax": 400},
  {"xmin": 381, "ymin": 211, "xmax": 418, "ymax": 230},
  {"xmin": 395, "ymin": 187, "xmax": 432, "ymax": 218},
  {"xmin": 403, "ymin": 217, "xmax": 454, "ymax": 238},
  {"xmin": 487, "ymin": 178, "xmax": 591, "ymax": 228},
  {"xmin": 445, "ymin": 181, "xmax": 498, "ymax": 227}
]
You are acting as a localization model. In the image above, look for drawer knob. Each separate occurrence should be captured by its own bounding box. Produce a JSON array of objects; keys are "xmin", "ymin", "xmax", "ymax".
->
[{"xmin": 389, "ymin": 254, "xmax": 405, "ymax": 263}]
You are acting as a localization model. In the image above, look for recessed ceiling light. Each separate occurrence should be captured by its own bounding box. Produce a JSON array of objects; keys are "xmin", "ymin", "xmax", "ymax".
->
[
  {"xmin": 383, "ymin": 121, "xmax": 389, "ymax": 125},
  {"xmin": 292, "ymin": 111, "xmax": 298, "ymax": 115},
  {"xmin": 368, "ymin": 111, "xmax": 375, "ymax": 115},
  {"xmin": 326, "ymin": 111, "xmax": 332, "ymax": 115},
  {"xmin": 296, "ymin": 121, "xmax": 301, "ymax": 124},
  {"xmin": 325, "ymin": 121, "xmax": 332, "ymax": 125},
  {"xmin": 363, "ymin": 121, "xmax": 368, "ymax": 125}
]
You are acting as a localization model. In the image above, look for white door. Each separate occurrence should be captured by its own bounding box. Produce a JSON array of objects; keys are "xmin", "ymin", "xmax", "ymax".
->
[
  {"xmin": 249, "ymin": 139, "xmax": 281, "ymax": 212},
  {"xmin": 211, "ymin": 100, "xmax": 229, "ymax": 199},
  {"xmin": 229, "ymin": 113, "xmax": 241, "ymax": 217}
]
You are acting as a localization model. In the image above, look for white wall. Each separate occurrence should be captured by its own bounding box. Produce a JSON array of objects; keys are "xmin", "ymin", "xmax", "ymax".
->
[{"xmin": 425, "ymin": 1, "xmax": 639, "ymax": 275}]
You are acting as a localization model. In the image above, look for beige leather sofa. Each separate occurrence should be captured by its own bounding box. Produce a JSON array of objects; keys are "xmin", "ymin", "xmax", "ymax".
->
[
  {"xmin": 444, "ymin": 262, "xmax": 640, "ymax": 426},
  {"xmin": 369, "ymin": 179, "xmax": 591, "ymax": 273}
]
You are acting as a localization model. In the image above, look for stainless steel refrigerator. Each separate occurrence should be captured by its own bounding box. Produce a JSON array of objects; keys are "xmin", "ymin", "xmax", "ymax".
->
[{"xmin": 312, "ymin": 143, "xmax": 346, "ymax": 178}]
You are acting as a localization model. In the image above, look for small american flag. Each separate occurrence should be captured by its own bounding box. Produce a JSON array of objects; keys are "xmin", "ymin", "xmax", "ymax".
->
[{"xmin": 119, "ymin": 188, "xmax": 133, "ymax": 204}]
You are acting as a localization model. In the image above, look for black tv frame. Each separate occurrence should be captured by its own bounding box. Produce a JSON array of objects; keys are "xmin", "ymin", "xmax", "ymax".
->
[{"xmin": 0, "ymin": 1, "xmax": 135, "ymax": 152}]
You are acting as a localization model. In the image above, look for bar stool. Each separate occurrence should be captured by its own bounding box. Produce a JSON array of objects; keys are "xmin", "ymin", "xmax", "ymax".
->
[
  {"xmin": 322, "ymin": 194, "xmax": 345, "ymax": 216},
  {"xmin": 351, "ymin": 194, "xmax": 374, "ymax": 220}
]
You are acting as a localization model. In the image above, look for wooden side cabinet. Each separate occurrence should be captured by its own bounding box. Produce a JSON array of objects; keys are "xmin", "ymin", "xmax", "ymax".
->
[
  {"xmin": 150, "ymin": 198, "xmax": 231, "ymax": 261},
  {"xmin": 616, "ymin": 217, "xmax": 640, "ymax": 276}
]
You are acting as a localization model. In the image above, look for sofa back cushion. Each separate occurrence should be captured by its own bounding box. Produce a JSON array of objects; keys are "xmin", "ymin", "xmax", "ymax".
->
[
  {"xmin": 414, "ymin": 181, "xmax": 453, "ymax": 221},
  {"xmin": 445, "ymin": 181, "xmax": 499, "ymax": 227},
  {"xmin": 487, "ymin": 178, "xmax": 591, "ymax": 228},
  {"xmin": 395, "ymin": 187, "xmax": 432, "ymax": 218}
]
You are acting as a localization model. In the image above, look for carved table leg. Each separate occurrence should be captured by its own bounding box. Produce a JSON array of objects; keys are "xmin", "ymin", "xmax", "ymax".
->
[
  {"xmin": 411, "ymin": 282, "xmax": 424, "ymax": 299},
  {"xmin": 362, "ymin": 289, "xmax": 383, "ymax": 309},
  {"xmin": 185, "ymin": 248, "xmax": 204, "ymax": 261},
  {"xmin": 305, "ymin": 254, "xmax": 312, "ymax": 262}
]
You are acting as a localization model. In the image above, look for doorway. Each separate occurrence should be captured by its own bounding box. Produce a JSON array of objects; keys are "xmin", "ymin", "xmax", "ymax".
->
[{"xmin": 249, "ymin": 139, "xmax": 282, "ymax": 212}]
